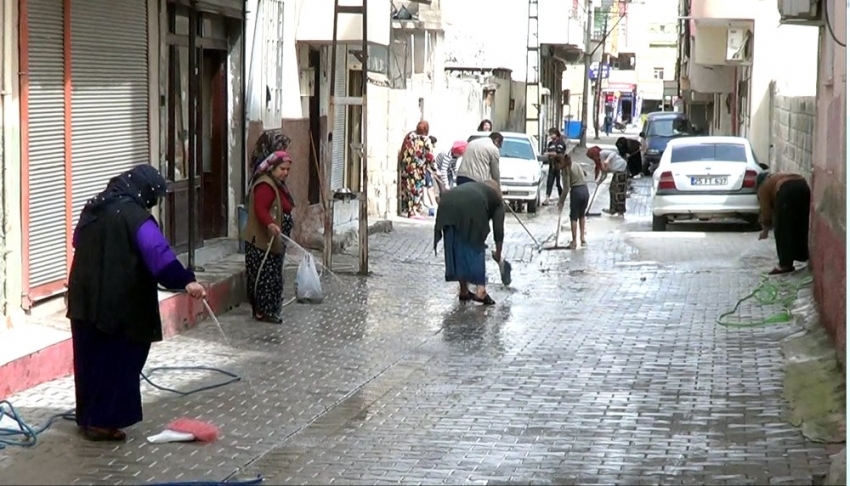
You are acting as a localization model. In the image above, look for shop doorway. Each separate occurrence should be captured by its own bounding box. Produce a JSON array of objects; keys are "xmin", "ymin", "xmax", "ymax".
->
[
  {"xmin": 620, "ymin": 97, "xmax": 634, "ymax": 124},
  {"xmin": 201, "ymin": 49, "xmax": 228, "ymax": 240}
]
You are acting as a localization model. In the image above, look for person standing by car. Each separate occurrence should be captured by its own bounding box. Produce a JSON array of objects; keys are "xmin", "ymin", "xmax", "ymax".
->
[
  {"xmin": 542, "ymin": 127, "xmax": 567, "ymax": 206},
  {"xmin": 756, "ymin": 172, "xmax": 811, "ymax": 275},
  {"xmin": 456, "ymin": 132, "xmax": 503, "ymax": 186},
  {"xmin": 615, "ymin": 136, "xmax": 643, "ymax": 178},
  {"xmin": 477, "ymin": 119, "xmax": 493, "ymax": 132},
  {"xmin": 555, "ymin": 154, "xmax": 590, "ymax": 249},
  {"xmin": 587, "ymin": 146, "xmax": 629, "ymax": 217}
]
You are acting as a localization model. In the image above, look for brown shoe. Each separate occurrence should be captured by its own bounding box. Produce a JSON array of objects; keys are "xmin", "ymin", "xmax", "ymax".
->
[{"xmin": 82, "ymin": 427, "xmax": 126, "ymax": 442}]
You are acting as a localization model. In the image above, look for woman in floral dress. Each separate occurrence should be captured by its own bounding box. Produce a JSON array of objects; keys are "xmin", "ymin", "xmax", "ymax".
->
[{"xmin": 398, "ymin": 121, "xmax": 435, "ymax": 219}]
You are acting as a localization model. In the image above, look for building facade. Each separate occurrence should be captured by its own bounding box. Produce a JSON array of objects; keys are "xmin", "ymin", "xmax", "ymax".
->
[
  {"xmin": 776, "ymin": 0, "xmax": 846, "ymax": 358},
  {"xmin": 1, "ymin": 0, "xmax": 247, "ymax": 321},
  {"xmin": 677, "ymin": 0, "xmax": 818, "ymax": 163}
]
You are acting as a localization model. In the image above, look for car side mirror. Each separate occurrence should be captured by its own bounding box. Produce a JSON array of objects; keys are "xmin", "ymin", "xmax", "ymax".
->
[
  {"xmin": 537, "ymin": 155, "xmax": 546, "ymax": 162},
  {"xmin": 639, "ymin": 132, "xmax": 646, "ymax": 138}
]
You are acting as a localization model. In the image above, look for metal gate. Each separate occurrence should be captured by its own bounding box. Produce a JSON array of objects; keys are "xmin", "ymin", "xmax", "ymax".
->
[
  {"xmin": 70, "ymin": 0, "xmax": 149, "ymax": 227},
  {"xmin": 331, "ymin": 46, "xmax": 347, "ymax": 190},
  {"xmin": 24, "ymin": 0, "xmax": 67, "ymax": 296}
]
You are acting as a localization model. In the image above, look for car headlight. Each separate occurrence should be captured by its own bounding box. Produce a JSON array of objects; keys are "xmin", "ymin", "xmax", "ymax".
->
[{"xmin": 646, "ymin": 149, "xmax": 660, "ymax": 155}]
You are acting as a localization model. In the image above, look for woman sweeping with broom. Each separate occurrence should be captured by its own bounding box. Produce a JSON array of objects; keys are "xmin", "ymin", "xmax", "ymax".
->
[
  {"xmin": 434, "ymin": 179, "xmax": 505, "ymax": 306},
  {"xmin": 555, "ymin": 154, "xmax": 590, "ymax": 249},
  {"xmin": 66, "ymin": 165, "xmax": 207, "ymax": 442}
]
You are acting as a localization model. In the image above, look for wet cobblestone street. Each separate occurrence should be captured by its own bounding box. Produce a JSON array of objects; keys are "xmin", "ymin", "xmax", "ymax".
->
[{"xmin": 0, "ymin": 173, "xmax": 831, "ymax": 485}]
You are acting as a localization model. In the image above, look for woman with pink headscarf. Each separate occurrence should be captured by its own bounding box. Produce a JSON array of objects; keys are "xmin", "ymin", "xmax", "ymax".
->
[{"xmin": 243, "ymin": 150, "xmax": 295, "ymax": 324}]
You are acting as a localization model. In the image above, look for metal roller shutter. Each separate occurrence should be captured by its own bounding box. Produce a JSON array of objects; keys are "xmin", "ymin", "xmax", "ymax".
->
[
  {"xmin": 26, "ymin": 0, "xmax": 67, "ymax": 289},
  {"xmin": 70, "ymin": 0, "xmax": 149, "ymax": 227},
  {"xmin": 331, "ymin": 47, "xmax": 347, "ymax": 190}
]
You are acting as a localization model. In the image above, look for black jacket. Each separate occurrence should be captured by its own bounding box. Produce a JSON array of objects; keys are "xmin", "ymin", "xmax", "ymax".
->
[{"xmin": 67, "ymin": 201, "xmax": 163, "ymax": 343}]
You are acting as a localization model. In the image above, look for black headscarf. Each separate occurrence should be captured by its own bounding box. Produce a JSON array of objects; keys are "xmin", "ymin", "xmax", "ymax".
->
[{"xmin": 75, "ymin": 165, "xmax": 168, "ymax": 236}]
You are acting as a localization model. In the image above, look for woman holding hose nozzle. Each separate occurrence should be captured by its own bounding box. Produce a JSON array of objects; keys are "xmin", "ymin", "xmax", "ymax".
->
[
  {"xmin": 66, "ymin": 165, "xmax": 207, "ymax": 442},
  {"xmin": 244, "ymin": 151, "xmax": 295, "ymax": 324}
]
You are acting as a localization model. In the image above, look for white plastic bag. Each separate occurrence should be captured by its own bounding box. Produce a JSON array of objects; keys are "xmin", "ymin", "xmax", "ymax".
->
[{"xmin": 295, "ymin": 253, "xmax": 324, "ymax": 303}]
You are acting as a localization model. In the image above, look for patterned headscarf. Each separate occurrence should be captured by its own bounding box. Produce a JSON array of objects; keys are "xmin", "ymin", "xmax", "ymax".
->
[
  {"xmin": 75, "ymin": 165, "xmax": 168, "ymax": 235},
  {"xmin": 251, "ymin": 129, "xmax": 291, "ymax": 174}
]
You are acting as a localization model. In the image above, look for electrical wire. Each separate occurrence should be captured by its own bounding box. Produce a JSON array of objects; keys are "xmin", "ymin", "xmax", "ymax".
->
[{"xmin": 823, "ymin": 0, "xmax": 846, "ymax": 48}]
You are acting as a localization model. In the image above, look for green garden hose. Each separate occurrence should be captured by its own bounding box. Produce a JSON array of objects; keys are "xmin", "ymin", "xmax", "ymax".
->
[{"xmin": 717, "ymin": 275, "xmax": 814, "ymax": 328}]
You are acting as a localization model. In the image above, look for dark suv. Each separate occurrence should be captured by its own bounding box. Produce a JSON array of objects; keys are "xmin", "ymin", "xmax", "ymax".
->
[{"xmin": 639, "ymin": 112, "xmax": 699, "ymax": 175}]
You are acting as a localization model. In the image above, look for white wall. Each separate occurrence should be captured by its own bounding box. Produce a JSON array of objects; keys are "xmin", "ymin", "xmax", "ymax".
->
[
  {"xmin": 750, "ymin": 21, "xmax": 818, "ymax": 162},
  {"xmin": 296, "ymin": 0, "xmax": 391, "ymax": 46}
]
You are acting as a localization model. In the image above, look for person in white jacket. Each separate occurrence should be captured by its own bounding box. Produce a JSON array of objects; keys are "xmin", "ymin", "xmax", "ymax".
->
[{"xmin": 456, "ymin": 133, "xmax": 503, "ymax": 185}]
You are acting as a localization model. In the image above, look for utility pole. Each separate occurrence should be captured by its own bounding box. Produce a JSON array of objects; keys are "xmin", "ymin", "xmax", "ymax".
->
[
  {"xmin": 579, "ymin": 0, "xmax": 593, "ymax": 147},
  {"xmin": 524, "ymin": 0, "xmax": 541, "ymax": 147},
  {"xmin": 593, "ymin": 11, "xmax": 608, "ymax": 140}
]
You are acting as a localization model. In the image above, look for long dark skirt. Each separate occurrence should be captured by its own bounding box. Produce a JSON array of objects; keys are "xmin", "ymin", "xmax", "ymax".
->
[
  {"xmin": 71, "ymin": 320, "xmax": 151, "ymax": 430},
  {"xmin": 443, "ymin": 226, "xmax": 486, "ymax": 286},
  {"xmin": 608, "ymin": 171, "xmax": 628, "ymax": 214},
  {"xmin": 774, "ymin": 179, "xmax": 811, "ymax": 267},
  {"xmin": 245, "ymin": 214, "xmax": 293, "ymax": 317},
  {"xmin": 627, "ymin": 153, "xmax": 642, "ymax": 177}
]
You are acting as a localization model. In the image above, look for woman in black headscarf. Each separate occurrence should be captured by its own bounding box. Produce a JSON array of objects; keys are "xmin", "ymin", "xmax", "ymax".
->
[{"xmin": 66, "ymin": 165, "xmax": 206, "ymax": 442}]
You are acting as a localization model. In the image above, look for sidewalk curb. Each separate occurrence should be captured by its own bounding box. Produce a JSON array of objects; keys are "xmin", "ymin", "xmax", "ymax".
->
[
  {"xmin": 0, "ymin": 221, "xmax": 393, "ymax": 399},
  {"xmin": 0, "ymin": 272, "xmax": 247, "ymax": 400}
]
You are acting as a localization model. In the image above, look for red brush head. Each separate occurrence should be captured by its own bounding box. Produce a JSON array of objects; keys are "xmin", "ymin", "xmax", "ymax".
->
[{"xmin": 166, "ymin": 417, "xmax": 220, "ymax": 442}]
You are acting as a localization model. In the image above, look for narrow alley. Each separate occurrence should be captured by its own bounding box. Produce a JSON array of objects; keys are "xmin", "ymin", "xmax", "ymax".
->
[{"xmin": 0, "ymin": 138, "xmax": 834, "ymax": 485}]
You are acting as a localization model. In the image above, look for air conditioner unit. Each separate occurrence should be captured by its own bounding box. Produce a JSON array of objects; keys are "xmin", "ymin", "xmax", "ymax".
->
[{"xmin": 777, "ymin": 0, "xmax": 822, "ymax": 24}]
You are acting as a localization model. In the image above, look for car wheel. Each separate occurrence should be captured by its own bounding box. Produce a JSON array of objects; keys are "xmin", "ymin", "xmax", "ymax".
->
[
  {"xmin": 652, "ymin": 215, "xmax": 667, "ymax": 232},
  {"xmin": 527, "ymin": 197, "xmax": 538, "ymax": 214}
]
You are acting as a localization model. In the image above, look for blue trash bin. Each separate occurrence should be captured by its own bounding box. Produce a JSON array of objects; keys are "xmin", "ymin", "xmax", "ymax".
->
[{"xmin": 563, "ymin": 120, "xmax": 583, "ymax": 140}]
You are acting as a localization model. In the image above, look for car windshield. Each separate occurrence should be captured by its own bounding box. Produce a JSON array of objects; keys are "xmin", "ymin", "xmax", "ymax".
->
[
  {"xmin": 468, "ymin": 136, "xmax": 536, "ymax": 160},
  {"xmin": 646, "ymin": 118, "xmax": 689, "ymax": 137},
  {"xmin": 670, "ymin": 143, "xmax": 749, "ymax": 163}
]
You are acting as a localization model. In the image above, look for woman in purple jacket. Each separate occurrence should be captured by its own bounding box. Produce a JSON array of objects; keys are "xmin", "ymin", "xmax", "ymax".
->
[{"xmin": 66, "ymin": 165, "xmax": 206, "ymax": 442}]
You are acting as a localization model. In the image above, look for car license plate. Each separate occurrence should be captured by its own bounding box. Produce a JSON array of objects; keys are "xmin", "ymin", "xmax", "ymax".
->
[
  {"xmin": 691, "ymin": 176, "xmax": 728, "ymax": 186},
  {"xmin": 504, "ymin": 191, "xmax": 524, "ymax": 196}
]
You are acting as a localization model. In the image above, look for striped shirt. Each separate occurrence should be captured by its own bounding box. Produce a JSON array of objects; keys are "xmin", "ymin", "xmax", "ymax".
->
[{"xmin": 434, "ymin": 148, "xmax": 457, "ymax": 187}]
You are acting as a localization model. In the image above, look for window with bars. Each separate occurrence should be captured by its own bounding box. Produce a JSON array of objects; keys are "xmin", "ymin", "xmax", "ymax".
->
[{"xmin": 262, "ymin": 0, "xmax": 285, "ymax": 124}]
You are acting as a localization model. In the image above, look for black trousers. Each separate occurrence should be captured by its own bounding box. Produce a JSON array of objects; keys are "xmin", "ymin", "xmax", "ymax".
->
[
  {"xmin": 774, "ymin": 179, "xmax": 811, "ymax": 267},
  {"xmin": 546, "ymin": 166, "xmax": 562, "ymax": 198}
]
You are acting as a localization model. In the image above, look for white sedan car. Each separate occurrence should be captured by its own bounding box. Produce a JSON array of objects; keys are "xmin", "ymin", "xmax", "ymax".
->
[
  {"xmin": 460, "ymin": 131, "xmax": 546, "ymax": 213},
  {"xmin": 650, "ymin": 136, "xmax": 766, "ymax": 231}
]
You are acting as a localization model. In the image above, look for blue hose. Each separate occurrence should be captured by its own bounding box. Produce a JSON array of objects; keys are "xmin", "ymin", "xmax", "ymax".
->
[{"xmin": 0, "ymin": 366, "xmax": 241, "ymax": 449}]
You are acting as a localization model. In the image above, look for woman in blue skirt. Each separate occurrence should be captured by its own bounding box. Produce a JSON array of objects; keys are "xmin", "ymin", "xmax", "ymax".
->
[{"xmin": 433, "ymin": 180, "xmax": 505, "ymax": 306}]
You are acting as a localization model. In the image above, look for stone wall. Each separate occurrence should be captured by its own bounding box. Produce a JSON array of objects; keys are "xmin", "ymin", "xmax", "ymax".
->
[{"xmin": 769, "ymin": 89, "xmax": 816, "ymax": 179}]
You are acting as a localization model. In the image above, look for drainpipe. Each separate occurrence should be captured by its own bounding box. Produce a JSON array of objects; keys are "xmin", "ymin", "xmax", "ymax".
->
[
  {"xmin": 731, "ymin": 66, "xmax": 738, "ymax": 136},
  {"xmin": 241, "ymin": 0, "xmax": 248, "ymax": 202},
  {"xmin": 0, "ymin": 0, "xmax": 10, "ymax": 316}
]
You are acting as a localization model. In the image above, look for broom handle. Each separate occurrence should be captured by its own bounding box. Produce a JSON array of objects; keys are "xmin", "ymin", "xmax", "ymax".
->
[
  {"xmin": 586, "ymin": 182, "xmax": 601, "ymax": 216},
  {"xmin": 554, "ymin": 211, "xmax": 562, "ymax": 244}
]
